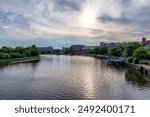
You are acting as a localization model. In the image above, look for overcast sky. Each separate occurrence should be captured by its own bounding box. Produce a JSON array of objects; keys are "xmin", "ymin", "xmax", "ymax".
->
[{"xmin": 0, "ymin": 0, "xmax": 150, "ymax": 48}]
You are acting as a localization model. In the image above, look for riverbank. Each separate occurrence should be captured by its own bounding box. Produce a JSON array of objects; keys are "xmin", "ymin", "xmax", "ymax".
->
[
  {"xmin": 85, "ymin": 55, "xmax": 150, "ymax": 77},
  {"xmin": 126, "ymin": 63, "xmax": 150, "ymax": 81},
  {"xmin": 0, "ymin": 56, "xmax": 40, "ymax": 65},
  {"xmin": 126, "ymin": 63, "xmax": 150, "ymax": 79}
]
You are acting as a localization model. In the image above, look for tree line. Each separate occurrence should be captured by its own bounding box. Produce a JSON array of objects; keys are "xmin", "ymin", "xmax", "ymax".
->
[
  {"xmin": 0, "ymin": 45, "xmax": 40, "ymax": 59},
  {"xmin": 87, "ymin": 42, "xmax": 150, "ymax": 64}
]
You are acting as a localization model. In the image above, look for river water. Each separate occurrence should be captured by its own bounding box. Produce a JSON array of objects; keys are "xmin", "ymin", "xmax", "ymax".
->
[{"xmin": 0, "ymin": 55, "xmax": 150, "ymax": 100}]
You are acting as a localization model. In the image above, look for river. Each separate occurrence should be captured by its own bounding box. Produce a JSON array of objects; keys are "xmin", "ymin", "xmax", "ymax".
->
[{"xmin": 0, "ymin": 55, "xmax": 150, "ymax": 100}]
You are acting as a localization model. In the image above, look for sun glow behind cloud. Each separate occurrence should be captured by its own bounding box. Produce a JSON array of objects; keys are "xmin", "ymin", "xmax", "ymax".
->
[
  {"xmin": 80, "ymin": 9, "xmax": 97, "ymax": 28},
  {"xmin": 0, "ymin": 0, "xmax": 150, "ymax": 47}
]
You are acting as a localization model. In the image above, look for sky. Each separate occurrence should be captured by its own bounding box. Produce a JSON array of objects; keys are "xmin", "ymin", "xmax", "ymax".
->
[{"xmin": 0, "ymin": 0, "xmax": 150, "ymax": 48}]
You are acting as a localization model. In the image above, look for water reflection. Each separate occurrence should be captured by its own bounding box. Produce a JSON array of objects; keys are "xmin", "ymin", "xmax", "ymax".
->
[
  {"xmin": 125, "ymin": 69, "xmax": 150, "ymax": 88},
  {"xmin": 0, "ymin": 55, "xmax": 150, "ymax": 100}
]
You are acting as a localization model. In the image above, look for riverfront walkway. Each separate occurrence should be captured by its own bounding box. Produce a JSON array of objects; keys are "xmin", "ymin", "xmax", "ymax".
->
[{"xmin": 126, "ymin": 63, "xmax": 150, "ymax": 77}]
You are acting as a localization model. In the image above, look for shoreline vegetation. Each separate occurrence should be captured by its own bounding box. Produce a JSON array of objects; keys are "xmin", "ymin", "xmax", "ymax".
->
[
  {"xmin": 0, "ymin": 45, "xmax": 40, "ymax": 65},
  {"xmin": 0, "ymin": 56, "xmax": 40, "ymax": 65}
]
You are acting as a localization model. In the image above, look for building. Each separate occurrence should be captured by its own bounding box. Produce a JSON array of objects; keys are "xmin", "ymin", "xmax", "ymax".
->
[
  {"xmin": 100, "ymin": 42, "xmax": 128, "ymax": 47},
  {"xmin": 70, "ymin": 45, "xmax": 85, "ymax": 55},
  {"xmin": 38, "ymin": 46, "xmax": 53, "ymax": 54},
  {"xmin": 141, "ymin": 37, "xmax": 150, "ymax": 46}
]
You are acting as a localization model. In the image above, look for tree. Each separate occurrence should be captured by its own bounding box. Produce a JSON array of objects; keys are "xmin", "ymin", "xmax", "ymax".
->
[
  {"xmin": 94, "ymin": 47, "xmax": 100, "ymax": 54},
  {"xmin": 0, "ymin": 53, "xmax": 10, "ymax": 59},
  {"xmin": 99, "ymin": 47, "xmax": 108, "ymax": 55},
  {"xmin": 87, "ymin": 49, "xmax": 95, "ymax": 54},
  {"xmin": 0, "ymin": 46, "xmax": 14, "ymax": 53},
  {"xmin": 133, "ymin": 47, "xmax": 148, "ymax": 59},
  {"xmin": 125, "ymin": 42, "xmax": 142, "ymax": 57},
  {"xmin": 30, "ymin": 49, "xmax": 40, "ymax": 56},
  {"xmin": 15, "ymin": 47, "xmax": 25, "ymax": 54},
  {"xmin": 54, "ymin": 49, "xmax": 61, "ymax": 55},
  {"xmin": 10, "ymin": 53, "xmax": 21, "ymax": 58},
  {"xmin": 31, "ymin": 44, "xmax": 37, "ymax": 49},
  {"xmin": 145, "ymin": 45, "xmax": 150, "ymax": 58},
  {"xmin": 111, "ymin": 46, "xmax": 125, "ymax": 57},
  {"xmin": 23, "ymin": 50, "xmax": 31, "ymax": 57}
]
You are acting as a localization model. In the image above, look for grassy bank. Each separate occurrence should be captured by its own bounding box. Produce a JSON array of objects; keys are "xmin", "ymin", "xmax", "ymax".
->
[{"xmin": 0, "ymin": 56, "xmax": 40, "ymax": 65}]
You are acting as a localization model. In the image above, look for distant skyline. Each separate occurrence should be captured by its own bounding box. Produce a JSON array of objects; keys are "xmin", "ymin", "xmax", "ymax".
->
[{"xmin": 0, "ymin": 0, "xmax": 150, "ymax": 48}]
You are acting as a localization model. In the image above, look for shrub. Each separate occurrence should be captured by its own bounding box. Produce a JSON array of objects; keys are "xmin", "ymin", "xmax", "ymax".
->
[
  {"xmin": 0, "ymin": 53, "xmax": 3, "ymax": 59},
  {"xmin": 3, "ymin": 53, "xmax": 10, "ymax": 59},
  {"xmin": 21, "ymin": 53, "xmax": 26, "ymax": 58},
  {"xmin": 140, "ymin": 61, "xmax": 148, "ymax": 65},
  {"xmin": 0, "ymin": 53, "xmax": 10, "ymax": 59},
  {"xmin": 23, "ymin": 50, "xmax": 31, "ymax": 57},
  {"xmin": 128, "ymin": 57, "xmax": 133, "ymax": 63},
  {"xmin": 133, "ymin": 58, "xmax": 139, "ymax": 64},
  {"xmin": 30, "ymin": 49, "xmax": 40, "ymax": 56},
  {"xmin": 10, "ymin": 53, "xmax": 21, "ymax": 58}
]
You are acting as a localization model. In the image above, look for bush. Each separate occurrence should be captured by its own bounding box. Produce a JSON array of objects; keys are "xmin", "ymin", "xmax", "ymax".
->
[
  {"xmin": 30, "ymin": 49, "xmax": 40, "ymax": 56},
  {"xmin": 133, "ymin": 58, "xmax": 139, "ymax": 64},
  {"xmin": 0, "ymin": 53, "xmax": 10, "ymax": 59},
  {"xmin": 0, "ymin": 53, "xmax": 3, "ymax": 59},
  {"xmin": 128, "ymin": 57, "xmax": 133, "ymax": 63},
  {"xmin": 140, "ymin": 61, "xmax": 148, "ymax": 65},
  {"xmin": 0, "ymin": 45, "xmax": 40, "ymax": 59},
  {"xmin": 23, "ymin": 50, "xmax": 31, "ymax": 57},
  {"xmin": 10, "ymin": 53, "xmax": 21, "ymax": 58},
  {"xmin": 22, "ymin": 53, "xmax": 26, "ymax": 58}
]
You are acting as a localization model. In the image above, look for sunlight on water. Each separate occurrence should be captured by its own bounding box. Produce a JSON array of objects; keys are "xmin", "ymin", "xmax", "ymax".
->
[{"xmin": 0, "ymin": 55, "xmax": 150, "ymax": 100}]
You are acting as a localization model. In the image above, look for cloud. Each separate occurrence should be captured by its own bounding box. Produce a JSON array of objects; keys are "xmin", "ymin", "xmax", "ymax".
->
[{"xmin": 0, "ymin": 0, "xmax": 150, "ymax": 47}]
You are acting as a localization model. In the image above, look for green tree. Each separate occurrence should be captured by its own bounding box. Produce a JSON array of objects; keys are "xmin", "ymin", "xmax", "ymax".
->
[
  {"xmin": 133, "ymin": 47, "xmax": 148, "ymax": 59},
  {"xmin": 87, "ymin": 49, "xmax": 95, "ymax": 54},
  {"xmin": 111, "ymin": 46, "xmax": 124, "ymax": 57},
  {"xmin": 0, "ymin": 53, "xmax": 10, "ymax": 59},
  {"xmin": 54, "ymin": 49, "xmax": 61, "ymax": 55},
  {"xmin": 125, "ymin": 42, "xmax": 142, "ymax": 57},
  {"xmin": 94, "ymin": 47, "xmax": 100, "ymax": 54},
  {"xmin": 31, "ymin": 44, "xmax": 37, "ymax": 49},
  {"xmin": 10, "ymin": 53, "xmax": 21, "ymax": 58},
  {"xmin": 145, "ymin": 45, "xmax": 150, "ymax": 58},
  {"xmin": 0, "ymin": 46, "xmax": 15, "ymax": 53},
  {"xmin": 23, "ymin": 50, "xmax": 31, "ymax": 57},
  {"xmin": 15, "ymin": 47, "xmax": 25, "ymax": 54},
  {"xmin": 30, "ymin": 49, "xmax": 40, "ymax": 56},
  {"xmin": 99, "ymin": 47, "xmax": 108, "ymax": 55}
]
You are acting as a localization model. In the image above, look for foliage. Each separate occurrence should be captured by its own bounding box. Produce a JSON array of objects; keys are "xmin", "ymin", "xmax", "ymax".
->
[
  {"xmin": 15, "ymin": 47, "xmax": 25, "ymax": 54},
  {"xmin": 0, "ymin": 53, "xmax": 10, "ymax": 59},
  {"xmin": 9, "ymin": 53, "xmax": 21, "ymax": 58},
  {"xmin": 94, "ymin": 47, "xmax": 100, "ymax": 54},
  {"xmin": 23, "ymin": 50, "xmax": 31, "ymax": 57},
  {"xmin": 87, "ymin": 47, "xmax": 108, "ymax": 55},
  {"xmin": 98, "ymin": 47, "xmax": 108, "ymax": 55},
  {"xmin": 53, "ymin": 49, "xmax": 62, "ymax": 55},
  {"xmin": 128, "ymin": 57, "xmax": 133, "ymax": 63},
  {"xmin": 111, "ymin": 46, "xmax": 125, "ymax": 57},
  {"xmin": 125, "ymin": 42, "xmax": 142, "ymax": 57},
  {"xmin": 140, "ymin": 61, "xmax": 149, "ymax": 65},
  {"xmin": 145, "ymin": 45, "xmax": 150, "ymax": 57},
  {"xmin": 31, "ymin": 44, "xmax": 37, "ymax": 49},
  {"xmin": 0, "ymin": 45, "xmax": 40, "ymax": 59},
  {"xmin": 133, "ymin": 47, "xmax": 148, "ymax": 59},
  {"xmin": 0, "ymin": 46, "xmax": 15, "ymax": 53},
  {"xmin": 62, "ymin": 48, "xmax": 70, "ymax": 55},
  {"xmin": 87, "ymin": 49, "xmax": 95, "ymax": 54},
  {"xmin": 30, "ymin": 49, "xmax": 40, "ymax": 56},
  {"xmin": 133, "ymin": 58, "xmax": 139, "ymax": 64}
]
